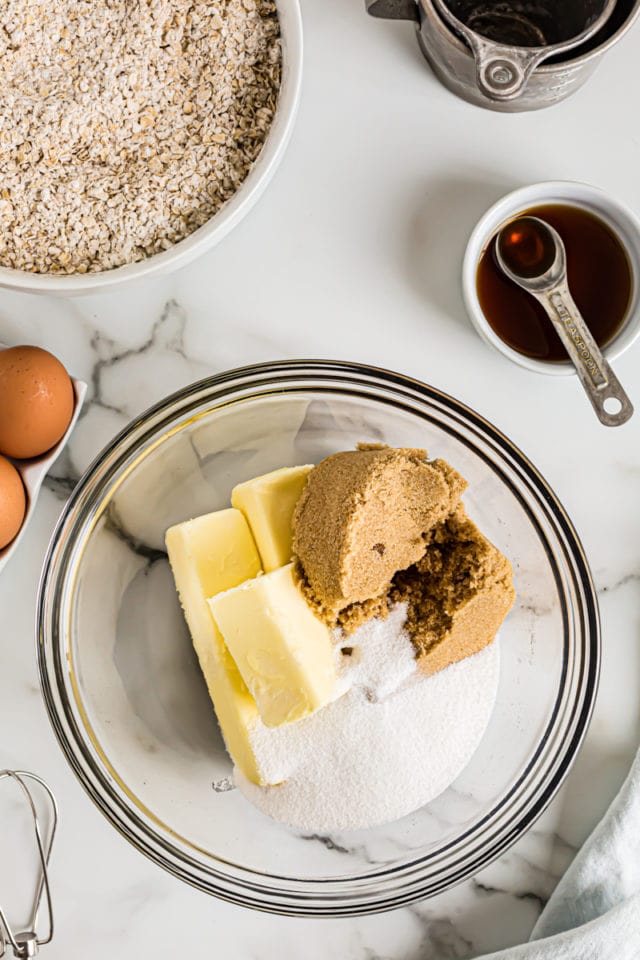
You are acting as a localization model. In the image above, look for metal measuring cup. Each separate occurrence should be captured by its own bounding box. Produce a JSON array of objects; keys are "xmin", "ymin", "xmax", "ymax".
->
[
  {"xmin": 430, "ymin": 0, "xmax": 616, "ymax": 101},
  {"xmin": 367, "ymin": 0, "xmax": 640, "ymax": 111}
]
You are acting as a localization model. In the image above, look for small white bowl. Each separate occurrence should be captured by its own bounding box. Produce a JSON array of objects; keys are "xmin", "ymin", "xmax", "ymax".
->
[
  {"xmin": 0, "ymin": 0, "xmax": 303, "ymax": 297},
  {"xmin": 462, "ymin": 180, "xmax": 640, "ymax": 376},
  {"xmin": 0, "ymin": 344, "xmax": 86, "ymax": 572}
]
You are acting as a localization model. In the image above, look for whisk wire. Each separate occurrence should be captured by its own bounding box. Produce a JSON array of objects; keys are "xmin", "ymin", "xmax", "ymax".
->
[{"xmin": 0, "ymin": 772, "xmax": 57, "ymax": 959}]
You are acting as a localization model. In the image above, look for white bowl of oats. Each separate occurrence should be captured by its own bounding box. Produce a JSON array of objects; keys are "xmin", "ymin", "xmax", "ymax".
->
[{"xmin": 0, "ymin": 0, "xmax": 301, "ymax": 295}]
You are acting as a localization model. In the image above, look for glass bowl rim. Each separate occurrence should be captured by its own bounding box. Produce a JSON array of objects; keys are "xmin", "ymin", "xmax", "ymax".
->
[{"xmin": 36, "ymin": 359, "xmax": 600, "ymax": 916}]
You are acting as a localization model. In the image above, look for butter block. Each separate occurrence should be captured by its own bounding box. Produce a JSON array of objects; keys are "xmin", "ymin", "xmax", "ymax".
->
[
  {"xmin": 231, "ymin": 465, "xmax": 313, "ymax": 572},
  {"xmin": 165, "ymin": 509, "xmax": 264, "ymax": 784},
  {"xmin": 209, "ymin": 563, "xmax": 336, "ymax": 727}
]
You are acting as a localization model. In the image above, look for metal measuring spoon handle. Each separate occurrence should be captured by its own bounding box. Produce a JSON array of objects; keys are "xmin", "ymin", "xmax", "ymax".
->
[
  {"xmin": 541, "ymin": 281, "xmax": 634, "ymax": 426},
  {"xmin": 496, "ymin": 217, "xmax": 634, "ymax": 428}
]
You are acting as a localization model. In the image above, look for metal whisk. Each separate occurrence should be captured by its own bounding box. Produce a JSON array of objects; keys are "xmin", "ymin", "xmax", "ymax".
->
[{"xmin": 0, "ymin": 772, "xmax": 57, "ymax": 959}]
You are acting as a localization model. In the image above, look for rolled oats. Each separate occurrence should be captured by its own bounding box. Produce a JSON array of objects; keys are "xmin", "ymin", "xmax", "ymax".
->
[{"xmin": 0, "ymin": 0, "xmax": 281, "ymax": 274}]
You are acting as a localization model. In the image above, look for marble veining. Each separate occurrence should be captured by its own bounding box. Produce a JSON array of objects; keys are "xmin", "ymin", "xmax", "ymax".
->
[
  {"xmin": 301, "ymin": 834, "xmax": 357, "ymax": 857},
  {"xmin": 88, "ymin": 299, "xmax": 196, "ymax": 418},
  {"xmin": 406, "ymin": 908, "xmax": 475, "ymax": 960},
  {"xmin": 105, "ymin": 505, "xmax": 168, "ymax": 566},
  {"xmin": 597, "ymin": 571, "xmax": 640, "ymax": 595}
]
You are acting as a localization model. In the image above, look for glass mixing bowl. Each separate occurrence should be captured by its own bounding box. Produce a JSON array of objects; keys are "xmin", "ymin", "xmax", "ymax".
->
[{"xmin": 37, "ymin": 361, "xmax": 599, "ymax": 916}]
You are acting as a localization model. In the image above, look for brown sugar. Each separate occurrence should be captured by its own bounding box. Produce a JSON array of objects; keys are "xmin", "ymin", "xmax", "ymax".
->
[
  {"xmin": 292, "ymin": 446, "xmax": 467, "ymax": 623},
  {"xmin": 392, "ymin": 506, "xmax": 515, "ymax": 674},
  {"xmin": 291, "ymin": 445, "xmax": 515, "ymax": 676}
]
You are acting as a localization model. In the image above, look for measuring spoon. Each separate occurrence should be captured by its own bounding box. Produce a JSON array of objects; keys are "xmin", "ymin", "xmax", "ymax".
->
[{"xmin": 495, "ymin": 216, "xmax": 633, "ymax": 427}]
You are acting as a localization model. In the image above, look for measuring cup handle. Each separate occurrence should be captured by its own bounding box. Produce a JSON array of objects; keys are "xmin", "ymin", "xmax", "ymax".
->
[
  {"xmin": 544, "ymin": 286, "xmax": 634, "ymax": 427},
  {"xmin": 365, "ymin": 0, "xmax": 418, "ymax": 20}
]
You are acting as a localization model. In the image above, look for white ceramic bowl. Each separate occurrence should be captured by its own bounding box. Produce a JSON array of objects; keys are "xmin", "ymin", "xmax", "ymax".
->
[
  {"xmin": 0, "ymin": 0, "xmax": 303, "ymax": 297},
  {"xmin": 462, "ymin": 181, "xmax": 640, "ymax": 375}
]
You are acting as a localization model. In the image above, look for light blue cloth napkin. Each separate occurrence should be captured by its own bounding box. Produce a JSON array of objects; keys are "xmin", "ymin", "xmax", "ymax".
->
[{"xmin": 478, "ymin": 751, "xmax": 640, "ymax": 959}]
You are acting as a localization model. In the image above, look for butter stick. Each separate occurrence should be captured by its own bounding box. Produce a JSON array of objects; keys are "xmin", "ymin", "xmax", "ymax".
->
[
  {"xmin": 231, "ymin": 465, "xmax": 313, "ymax": 572},
  {"xmin": 165, "ymin": 508, "xmax": 265, "ymax": 784},
  {"xmin": 209, "ymin": 563, "xmax": 336, "ymax": 728}
]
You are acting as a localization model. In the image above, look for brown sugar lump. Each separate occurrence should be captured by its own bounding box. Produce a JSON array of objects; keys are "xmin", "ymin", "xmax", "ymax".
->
[
  {"xmin": 292, "ymin": 446, "xmax": 466, "ymax": 623},
  {"xmin": 393, "ymin": 506, "xmax": 515, "ymax": 675}
]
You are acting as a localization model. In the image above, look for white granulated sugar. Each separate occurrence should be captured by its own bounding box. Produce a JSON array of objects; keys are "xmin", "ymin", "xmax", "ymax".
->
[
  {"xmin": 237, "ymin": 607, "xmax": 501, "ymax": 831},
  {"xmin": 334, "ymin": 603, "xmax": 417, "ymax": 701}
]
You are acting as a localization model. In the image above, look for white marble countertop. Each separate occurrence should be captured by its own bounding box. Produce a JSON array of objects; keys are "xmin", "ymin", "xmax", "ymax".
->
[{"xmin": 2, "ymin": 1, "xmax": 640, "ymax": 957}]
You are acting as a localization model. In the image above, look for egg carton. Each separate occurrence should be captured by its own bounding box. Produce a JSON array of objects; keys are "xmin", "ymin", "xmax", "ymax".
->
[{"xmin": 0, "ymin": 342, "xmax": 87, "ymax": 573}]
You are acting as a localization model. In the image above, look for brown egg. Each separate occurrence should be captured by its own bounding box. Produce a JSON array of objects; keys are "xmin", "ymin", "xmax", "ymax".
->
[
  {"xmin": 0, "ymin": 345, "xmax": 75, "ymax": 459},
  {"xmin": 0, "ymin": 455, "xmax": 26, "ymax": 549}
]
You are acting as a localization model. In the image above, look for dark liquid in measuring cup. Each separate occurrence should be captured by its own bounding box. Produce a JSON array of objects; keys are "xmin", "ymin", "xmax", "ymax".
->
[
  {"xmin": 476, "ymin": 204, "xmax": 632, "ymax": 362},
  {"xmin": 447, "ymin": 1, "xmax": 561, "ymax": 45}
]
